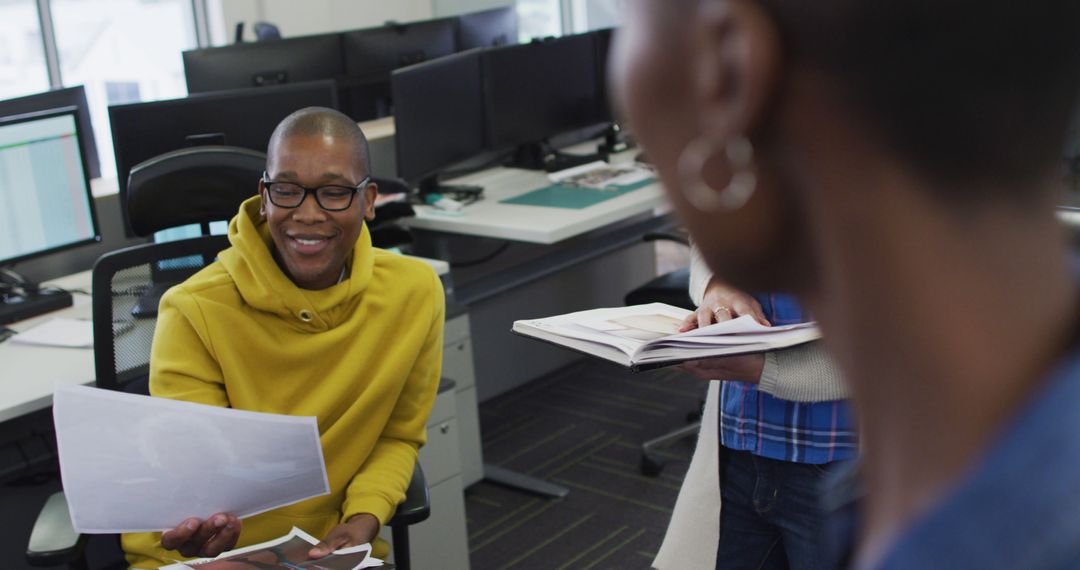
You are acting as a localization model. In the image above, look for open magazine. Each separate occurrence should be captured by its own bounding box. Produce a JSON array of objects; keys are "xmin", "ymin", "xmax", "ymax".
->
[
  {"xmin": 161, "ymin": 527, "xmax": 387, "ymax": 570},
  {"xmin": 512, "ymin": 303, "xmax": 821, "ymax": 372}
]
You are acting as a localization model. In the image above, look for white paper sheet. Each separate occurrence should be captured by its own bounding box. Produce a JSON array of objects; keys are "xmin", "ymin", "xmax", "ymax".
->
[
  {"xmin": 53, "ymin": 385, "xmax": 330, "ymax": 534},
  {"xmin": 161, "ymin": 527, "xmax": 384, "ymax": 569},
  {"xmin": 10, "ymin": 317, "xmax": 93, "ymax": 348}
]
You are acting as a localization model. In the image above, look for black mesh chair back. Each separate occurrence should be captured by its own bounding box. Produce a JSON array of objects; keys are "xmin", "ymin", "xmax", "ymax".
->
[
  {"xmin": 92, "ymin": 235, "xmax": 230, "ymax": 394},
  {"xmin": 126, "ymin": 146, "xmax": 265, "ymax": 238}
]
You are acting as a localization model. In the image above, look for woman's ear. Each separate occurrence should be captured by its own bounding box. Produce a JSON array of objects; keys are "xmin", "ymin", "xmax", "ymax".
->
[
  {"xmin": 363, "ymin": 182, "xmax": 378, "ymax": 222},
  {"xmin": 690, "ymin": 0, "xmax": 782, "ymax": 138}
]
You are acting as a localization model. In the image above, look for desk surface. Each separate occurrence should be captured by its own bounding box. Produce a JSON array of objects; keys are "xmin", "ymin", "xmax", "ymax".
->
[
  {"xmin": 1, "ymin": 271, "xmax": 94, "ymax": 423},
  {"xmin": 0, "ymin": 256, "xmax": 449, "ymax": 424},
  {"xmin": 401, "ymin": 148, "xmax": 665, "ymax": 245}
]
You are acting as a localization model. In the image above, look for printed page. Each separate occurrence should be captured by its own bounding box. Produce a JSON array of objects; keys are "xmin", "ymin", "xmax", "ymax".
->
[
  {"xmin": 162, "ymin": 527, "xmax": 384, "ymax": 569},
  {"xmin": 9, "ymin": 317, "xmax": 93, "ymax": 348},
  {"xmin": 53, "ymin": 385, "xmax": 330, "ymax": 534}
]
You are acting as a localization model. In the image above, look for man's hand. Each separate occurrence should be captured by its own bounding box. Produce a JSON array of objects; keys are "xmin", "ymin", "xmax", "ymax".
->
[
  {"xmin": 160, "ymin": 513, "xmax": 241, "ymax": 559},
  {"xmin": 308, "ymin": 513, "xmax": 379, "ymax": 559},
  {"xmin": 679, "ymin": 278, "xmax": 770, "ymax": 332}
]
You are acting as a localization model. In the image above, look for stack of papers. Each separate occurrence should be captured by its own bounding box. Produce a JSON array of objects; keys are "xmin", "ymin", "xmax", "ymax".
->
[
  {"xmin": 548, "ymin": 161, "xmax": 653, "ymax": 190},
  {"xmin": 52, "ymin": 385, "xmax": 330, "ymax": 533},
  {"xmin": 9, "ymin": 318, "xmax": 93, "ymax": 348},
  {"xmin": 512, "ymin": 303, "xmax": 821, "ymax": 372},
  {"xmin": 162, "ymin": 527, "xmax": 386, "ymax": 569}
]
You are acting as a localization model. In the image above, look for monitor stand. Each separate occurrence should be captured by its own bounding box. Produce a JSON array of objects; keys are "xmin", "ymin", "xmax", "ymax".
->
[
  {"xmin": 0, "ymin": 270, "xmax": 73, "ymax": 325},
  {"xmin": 505, "ymin": 142, "xmax": 601, "ymax": 173}
]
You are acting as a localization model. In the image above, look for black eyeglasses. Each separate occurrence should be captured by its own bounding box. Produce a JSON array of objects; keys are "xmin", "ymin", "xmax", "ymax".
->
[{"xmin": 261, "ymin": 172, "xmax": 372, "ymax": 212}]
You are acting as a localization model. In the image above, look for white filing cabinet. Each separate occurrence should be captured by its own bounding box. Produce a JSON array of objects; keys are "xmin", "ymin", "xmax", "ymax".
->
[
  {"xmin": 442, "ymin": 312, "xmax": 483, "ymax": 487},
  {"xmin": 380, "ymin": 311, "xmax": 479, "ymax": 570}
]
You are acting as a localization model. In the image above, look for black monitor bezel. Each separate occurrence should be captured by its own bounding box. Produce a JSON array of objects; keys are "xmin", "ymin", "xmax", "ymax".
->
[
  {"xmin": 481, "ymin": 33, "xmax": 608, "ymax": 151},
  {"xmin": 392, "ymin": 49, "xmax": 487, "ymax": 185},
  {"xmin": 0, "ymin": 106, "xmax": 101, "ymax": 267},
  {"xmin": 182, "ymin": 33, "xmax": 345, "ymax": 94},
  {"xmin": 0, "ymin": 85, "xmax": 102, "ymax": 179},
  {"xmin": 456, "ymin": 5, "xmax": 519, "ymax": 50}
]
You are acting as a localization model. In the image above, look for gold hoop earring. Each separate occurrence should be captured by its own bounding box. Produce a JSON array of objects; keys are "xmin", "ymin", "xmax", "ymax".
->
[{"xmin": 677, "ymin": 134, "xmax": 757, "ymax": 212}]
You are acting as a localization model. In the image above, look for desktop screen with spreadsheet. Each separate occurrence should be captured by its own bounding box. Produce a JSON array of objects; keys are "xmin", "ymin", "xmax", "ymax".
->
[{"xmin": 0, "ymin": 109, "xmax": 99, "ymax": 266}]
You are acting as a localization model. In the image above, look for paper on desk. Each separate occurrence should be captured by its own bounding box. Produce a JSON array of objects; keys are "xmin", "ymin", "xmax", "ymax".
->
[
  {"xmin": 53, "ymin": 385, "xmax": 330, "ymax": 534},
  {"xmin": 9, "ymin": 317, "xmax": 92, "ymax": 348},
  {"xmin": 547, "ymin": 160, "xmax": 653, "ymax": 189}
]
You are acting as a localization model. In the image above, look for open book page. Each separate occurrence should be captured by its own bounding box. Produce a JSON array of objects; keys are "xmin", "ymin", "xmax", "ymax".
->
[
  {"xmin": 512, "ymin": 303, "xmax": 822, "ymax": 369},
  {"xmin": 162, "ymin": 527, "xmax": 384, "ymax": 569}
]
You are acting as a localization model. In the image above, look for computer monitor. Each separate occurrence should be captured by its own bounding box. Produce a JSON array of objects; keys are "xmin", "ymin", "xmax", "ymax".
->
[
  {"xmin": 0, "ymin": 85, "xmax": 102, "ymax": 179},
  {"xmin": 183, "ymin": 34, "xmax": 344, "ymax": 93},
  {"xmin": 0, "ymin": 107, "xmax": 100, "ymax": 267},
  {"xmin": 109, "ymin": 80, "xmax": 339, "ymax": 236},
  {"xmin": 342, "ymin": 18, "xmax": 459, "ymax": 119},
  {"xmin": 393, "ymin": 49, "xmax": 487, "ymax": 194},
  {"xmin": 457, "ymin": 6, "xmax": 518, "ymax": 49},
  {"xmin": 592, "ymin": 27, "xmax": 616, "ymax": 124},
  {"xmin": 482, "ymin": 33, "xmax": 608, "ymax": 155}
]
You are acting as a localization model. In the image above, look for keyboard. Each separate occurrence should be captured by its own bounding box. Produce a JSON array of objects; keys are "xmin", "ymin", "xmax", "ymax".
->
[{"xmin": 0, "ymin": 289, "xmax": 73, "ymax": 325}]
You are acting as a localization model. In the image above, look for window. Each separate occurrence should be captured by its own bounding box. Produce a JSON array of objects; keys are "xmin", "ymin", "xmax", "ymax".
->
[
  {"xmin": 516, "ymin": 0, "xmax": 561, "ymax": 41},
  {"xmin": 0, "ymin": 0, "xmax": 51, "ymax": 100},
  {"xmin": 51, "ymin": 0, "xmax": 198, "ymax": 178},
  {"xmin": 569, "ymin": 0, "xmax": 622, "ymax": 33}
]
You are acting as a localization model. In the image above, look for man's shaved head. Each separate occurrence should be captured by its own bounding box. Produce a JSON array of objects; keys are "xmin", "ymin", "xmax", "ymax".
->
[{"xmin": 268, "ymin": 107, "xmax": 371, "ymax": 175}]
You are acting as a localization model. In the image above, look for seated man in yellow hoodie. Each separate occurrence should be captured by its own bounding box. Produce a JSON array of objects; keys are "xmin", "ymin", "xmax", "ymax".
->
[{"xmin": 122, "ymin": 107, "xmax": 444, "ymax": 568}]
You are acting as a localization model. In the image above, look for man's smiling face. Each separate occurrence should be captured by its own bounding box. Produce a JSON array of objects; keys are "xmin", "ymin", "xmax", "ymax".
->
[{"xmin": 260, "ymin": 132, "xmax": 374, "ymax": 290}]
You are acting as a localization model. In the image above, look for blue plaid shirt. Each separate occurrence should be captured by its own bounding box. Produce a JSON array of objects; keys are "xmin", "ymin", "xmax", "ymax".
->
[{"xmin": 719, "ymin": 293, "xmax": 858, "ymax": 464}]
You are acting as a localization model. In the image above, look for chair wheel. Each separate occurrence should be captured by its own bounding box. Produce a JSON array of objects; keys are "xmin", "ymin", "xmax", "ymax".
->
[{"xmin": 641, "ymin": 454, "xmax": 664, "ymax": 476}]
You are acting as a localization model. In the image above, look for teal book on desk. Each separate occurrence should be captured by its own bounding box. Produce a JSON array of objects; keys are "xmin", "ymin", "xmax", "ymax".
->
[{"xmin": 499, "ymin": 178, "xmax": 655, "ymax": 209}]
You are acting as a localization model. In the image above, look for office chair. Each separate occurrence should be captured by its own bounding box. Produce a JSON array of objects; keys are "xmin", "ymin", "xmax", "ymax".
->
[
  {"xmin": 126, "ymin": 146, "xmax": 266, "ymax": 238},
  {"xmin": 622, "ymin": 230, "xmax": 705, "ymax": 476}
]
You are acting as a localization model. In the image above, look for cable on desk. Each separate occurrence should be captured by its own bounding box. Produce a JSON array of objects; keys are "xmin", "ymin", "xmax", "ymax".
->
[{"xmin": 449, "ymin": 242, "xmax": 511, "ymax": 269}]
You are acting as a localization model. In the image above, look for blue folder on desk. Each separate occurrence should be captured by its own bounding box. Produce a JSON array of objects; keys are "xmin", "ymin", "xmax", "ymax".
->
[{"xmin": 499, "ymin": 178, "xmax": 655, "ymax": 209}]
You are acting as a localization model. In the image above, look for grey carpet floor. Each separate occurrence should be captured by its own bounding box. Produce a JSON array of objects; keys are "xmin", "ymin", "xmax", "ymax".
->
[{"xmin": 466, "ymin": 359, "xmax": 706, "ymax": 570}]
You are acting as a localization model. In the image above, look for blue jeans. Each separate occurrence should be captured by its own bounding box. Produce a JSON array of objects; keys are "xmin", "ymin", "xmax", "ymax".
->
[{"xmin": 716, "ymin": 449, "xmax": 837, "ymax": 570}]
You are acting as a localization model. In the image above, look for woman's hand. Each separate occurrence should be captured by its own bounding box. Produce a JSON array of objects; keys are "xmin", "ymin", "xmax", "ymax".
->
[
  {"xmin": 160, "ymin": 513, "xmax": 241, "ymax": 559},
  {"xmin": 677, "ymin": 277, "xmax": 770, "ymax": 383},
  {"xmin": 308, "ymin": 513, "xmax": 379, "ymax": 559},
  {"xmin": 679, "ymin": 277, "xmax": 770, "ymax": 332}
]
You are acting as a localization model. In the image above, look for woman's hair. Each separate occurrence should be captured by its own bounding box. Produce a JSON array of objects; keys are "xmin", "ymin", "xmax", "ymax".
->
[{"xmin": 756, "ymin": 0, "xmax": 1080, "ymax": 199}]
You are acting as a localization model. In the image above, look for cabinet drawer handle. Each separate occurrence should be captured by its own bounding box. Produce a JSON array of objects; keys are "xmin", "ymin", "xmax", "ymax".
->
[{"xmin": 439, "ymin": 423, "xmax": 451, "ymax": 434}]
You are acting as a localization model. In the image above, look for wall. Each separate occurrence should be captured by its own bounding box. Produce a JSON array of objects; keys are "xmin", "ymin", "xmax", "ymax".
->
[
  {"xmin": 208, "ymin": 0, "xmax": 436, "ymax": 44},
  {"xmin": 432, "ymin": 0, "xmax": 512, "ymax": 17}
]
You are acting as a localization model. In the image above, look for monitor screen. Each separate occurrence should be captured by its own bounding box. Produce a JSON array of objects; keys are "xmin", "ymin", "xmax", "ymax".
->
[
  {"xmin": 0, "ymin": 85, "xmax": 102, "ymax": 179},
  {"xmin": 457, "ymin": 6, "xmax": 519, "ymax": 49},
  {"xmin": 183, "ymin": 34, "xmax": 344, "ymax": 93},
  {"xmin": 109, "ymin": 80, "xmax": 339, "ymax": 236},
  {"xmin": 393, "ymin": 49, "xmax": 486, "ymax": 184},
  {"xmin": 342, "ymin": 18, "xmax": 458, "ymax": 119},
  {"xmin": 482, "ymin": 33, "xmax": 607, "ymax": 150},
  {"xmin": 0, "ymin": 109, "xmax": 99, "ymax": 266}
]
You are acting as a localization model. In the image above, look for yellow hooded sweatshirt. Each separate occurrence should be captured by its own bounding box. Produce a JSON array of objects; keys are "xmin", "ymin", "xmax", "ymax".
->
[{"xmin": 122, "ymin": 196, "xmax": 444, "ymax": 568}]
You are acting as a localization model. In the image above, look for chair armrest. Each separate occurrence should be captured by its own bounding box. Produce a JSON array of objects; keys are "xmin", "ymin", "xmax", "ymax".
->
[
  {"xmin": 387, "ymin": 463, "xmax": 430, "ymax": 528},
  {"xmin": 26, "ymin": 492, "xmax": 87, "ymax": 567}
]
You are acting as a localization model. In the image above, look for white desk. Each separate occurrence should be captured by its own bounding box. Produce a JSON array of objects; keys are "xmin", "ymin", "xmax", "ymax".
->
[
  {"xmin": 0, "ymin": 271, "xmax": 94, "ymax": 424},
  {"xmin": 0, "ymin": 257, "xmax": 451, "ymax": 425},
  {"xmin": 402, "ymin": 150, "xmax": 665, "ymax": 244}
]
